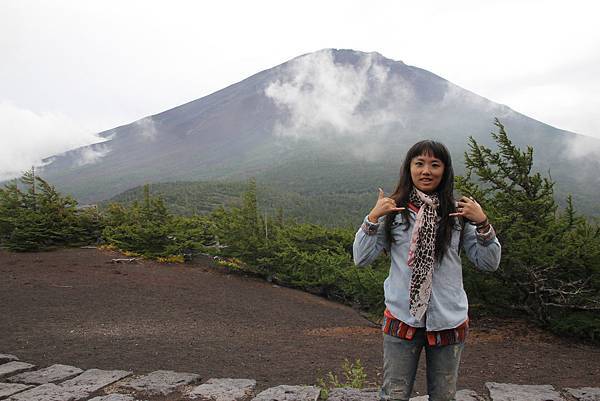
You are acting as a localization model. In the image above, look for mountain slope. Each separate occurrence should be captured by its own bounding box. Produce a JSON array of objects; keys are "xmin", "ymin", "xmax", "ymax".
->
[{"xmin": 36, "ymin": 49, "xmax": 600, "ymax": 215}]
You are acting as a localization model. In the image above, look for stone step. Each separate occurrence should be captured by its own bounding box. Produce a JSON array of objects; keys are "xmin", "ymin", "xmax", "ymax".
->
[
  {"xmin": 188, "ymin": 378, "xmax": 256, "ymax": 400},
  {"xmin": 120, "ymin": 369, "xmax": 200, "ymax": 395},
  {"xmin": 252, "ymin": 385, "xmax": 321, "ymax": 401},
  {"xmin": 6, "ymin": 364, "xmax": 83, "ymax": 385},
  {"xmin": 0, "ymin": 383, "xmax": 34, "ymax": 400},
  {"xmin": 408, "ymin": 389, "xmax": 483, "ymax": 401},
  {"xmin": 564, "ymin": 387, "xmax": 600, "ymax": 401},
  {"xmin": 0, "ymin": 362, "xmax": 36, "ymax": 380},
  {"xmin": 327, "ymin": 387, "xmax": 379, "ymax": 401},
  {"xmin": 88, "ymin": 395, "xmax": 135, "ymax": 401},
  {"xmin": 1, "ymin": 354, "xmax": 598, "ymax": 401},
  {"xmin": 0, "ymin": 356, "xmax": 19, "ymax": 365},
  {"xmin": 59, "ymin": 368, "xmax": 133, "ymax": 394},
  {"xmin": 6, "ymin": 383, "xmax": 89, "ymax": 401},
  {"xmin": 485, "ymin": 382, "xmax": 565, "ymax": 401}
]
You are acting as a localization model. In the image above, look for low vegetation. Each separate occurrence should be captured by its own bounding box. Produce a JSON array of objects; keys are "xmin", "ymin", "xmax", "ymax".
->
[
  {"xmin": 317, "ymin": 359, "xmax": 368, "ymax": 399},
  {"xmin": 1, "ymin": 120, "xmax": 598, "ymax": 342},
  {"xmin": 0, "ymin": 169, "xmax": 101, "ymax": 251}
]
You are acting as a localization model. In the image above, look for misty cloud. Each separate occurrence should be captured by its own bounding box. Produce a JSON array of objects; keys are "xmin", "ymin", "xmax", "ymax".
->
[
  {"xmin": 565, "ymin": 133, "xmax": 600, "ymax": 159},
  {"xmin": 73, "ymin": 144, "xmax": 111, "ymax": 167},
  {"xmin": 264, "ymin": 50, "xmax": 413, "ymax": 142},
  {"xmin": 135, "ymin": 116, "xmax": 158, "ymax": 140},
  {"xmin": 0, "ymin": 100, "xmax": 103, "ymax": 180}
]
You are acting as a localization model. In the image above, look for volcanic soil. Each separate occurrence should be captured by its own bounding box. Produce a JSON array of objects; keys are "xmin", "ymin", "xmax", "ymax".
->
[{"xmin": 1, "ymin": 248, "xmax": 599, "ymax": 396}]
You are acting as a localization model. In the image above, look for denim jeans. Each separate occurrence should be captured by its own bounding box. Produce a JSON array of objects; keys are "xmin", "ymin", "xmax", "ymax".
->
[{"xmin": 380, "ymin": 331, "xmax": 464, "ymax": 401}]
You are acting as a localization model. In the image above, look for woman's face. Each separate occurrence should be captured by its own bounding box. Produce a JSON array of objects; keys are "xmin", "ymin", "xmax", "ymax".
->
[{"xmin": 410, "ymin": 152, "xmax": 445, "ymax": 193}]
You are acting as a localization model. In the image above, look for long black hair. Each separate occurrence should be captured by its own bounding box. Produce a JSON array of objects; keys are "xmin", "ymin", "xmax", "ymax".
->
[{"xmin": 384, "ymin": 140, "xmax": 457, "ymax": 260}]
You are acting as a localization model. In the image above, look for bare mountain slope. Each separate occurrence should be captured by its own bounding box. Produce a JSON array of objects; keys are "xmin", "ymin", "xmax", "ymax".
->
[{"xmin": 36, "ymin": 49, "xmax": 599, "ymax": 214}]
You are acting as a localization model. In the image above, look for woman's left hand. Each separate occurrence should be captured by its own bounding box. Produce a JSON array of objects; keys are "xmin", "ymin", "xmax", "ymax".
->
[{"xmin": 449, "ymin": 196, "xmax": 487, "ymax": 224}]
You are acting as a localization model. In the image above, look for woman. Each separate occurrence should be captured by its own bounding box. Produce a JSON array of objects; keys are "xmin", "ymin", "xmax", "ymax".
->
[{"xmin": 353, "ymin": 140, "xmax": 501, "ymax": 401}]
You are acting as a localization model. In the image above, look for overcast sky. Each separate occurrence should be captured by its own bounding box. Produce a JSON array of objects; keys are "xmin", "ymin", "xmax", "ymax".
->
[{"xmin": 1, "ymin": 0, "xmax": 599, "ymax": 178}]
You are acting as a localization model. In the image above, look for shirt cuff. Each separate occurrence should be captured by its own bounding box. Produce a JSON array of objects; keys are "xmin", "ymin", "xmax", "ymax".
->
[
  {"xmin": 476, "ymin": 223, "xmax": 496, "ymax": 244},
  {"xmin": 361, "ymin": 215, "xmax": 381, "ymax": 236}
]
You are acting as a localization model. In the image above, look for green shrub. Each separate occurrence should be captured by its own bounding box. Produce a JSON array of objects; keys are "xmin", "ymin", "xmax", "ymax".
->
[
  {"xmin": 317, "ymin": 359, "xmax": 368, "ymax": 399},
  {"xmin": 0, "ymin": 169, "xmax": 102, "ymax": 251},
  {"xmin": 102, "ymin": 184, "xmax": 216, "ymax": 259},
  {"xmin": 457, "ymin": 119, "xmax": 600, "ymax": 342}
]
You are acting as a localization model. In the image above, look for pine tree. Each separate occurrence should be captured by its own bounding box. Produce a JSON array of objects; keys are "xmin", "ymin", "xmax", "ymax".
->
[
  {"xmin": 457, "ymin": 119, "xmax": 600, "ymax": 339},
  {"xmin": 0, "ymin": 169, "xmax": 101, "ymax": 250}
]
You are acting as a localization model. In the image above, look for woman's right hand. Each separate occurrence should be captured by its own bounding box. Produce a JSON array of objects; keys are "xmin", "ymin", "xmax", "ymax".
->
[{"xmin": 368, "ymin": 188, "xmax": 405, "ymax": 223}]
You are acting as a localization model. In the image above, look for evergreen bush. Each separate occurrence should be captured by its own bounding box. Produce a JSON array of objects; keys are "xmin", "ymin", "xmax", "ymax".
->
[
  {"xmin": 102, "ymin": 184, "xmax": 216, "ymax": 259},
  {"xmin": 0, "ymin": 168, "xmax": 102, "ymax": 251},
  {"xmin": 458, "ymin": 119, "xmax": 600, "ymax": 341}
]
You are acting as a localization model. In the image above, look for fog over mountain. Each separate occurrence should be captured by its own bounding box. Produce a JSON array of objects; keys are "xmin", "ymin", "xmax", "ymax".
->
[{"xmin": 34, "ymin": 49, "xmax": 600, "ymax": 214}]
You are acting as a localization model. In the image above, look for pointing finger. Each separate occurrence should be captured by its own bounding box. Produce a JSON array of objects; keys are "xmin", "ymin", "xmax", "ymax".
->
[{"xmin": 378, "ymin": 187, "xmax": 385, "ymax": 199}]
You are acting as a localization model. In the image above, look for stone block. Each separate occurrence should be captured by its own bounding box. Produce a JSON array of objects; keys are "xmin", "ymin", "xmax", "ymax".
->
[
  {"xmin": 485, "ymin": 382, "xmax": 565, "ymax": 401},
  {"xmin": 565, "ymin": 387, "xmax": 600, "ymax": 401},
  {"xmin": 0, "ymin": 355, "xmax": 19, "ymax": 364},
  {"xmin": 455, "ymin": 389, "xmax": 485, "ymax": 401},
  {"xmin": 123, "ymin": 369, "xmax": 200, "ymax": 395},
  {"xmin": 7, "ymin": 364, "xmax": 83, "ymax": 385},
  {"xmin": 7, "ymin": 383, "xmax": 88, "ymax": 401},
  {"xmin": 0, "ymin": 362, "xmax": 35, "ymax": 380},
  {"xmin": 189, "ymin": 378, "xmax": 256, "ymax": 400},
  {"xmin": 327, "ymin": 387, "xmax": 379, "ymax": 401},
  {"xmin": 87, "ymin": 395, "xmax": 136, "ymax": 401},
  {"xmin": 252, "ymin": 385, "xmax": 320, "ymax": 401},
  {"xmin": 0, "ymin": 383, "xmax": 33, "ymax": 399},
  {"xmin": 407, "ymin": 390, "xmax": 485, "ymax": 400},
  {"xmin": 60, "ymin": 369, "xmax": 132, "ymax": 393}
]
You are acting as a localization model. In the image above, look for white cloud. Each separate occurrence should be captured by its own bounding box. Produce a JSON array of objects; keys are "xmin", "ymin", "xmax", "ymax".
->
[
  {"xmin": 492, "ymin": 80, "xmax": 600, "ymax": 138},
  {"xmin": 135, "ymin": 116, "xmax": 157, "ymax": 140},
  {"xmin": 265, "ymin": 50, "xmax": 412, "ymax": 141},
  {"xmin": 565, "ymin": 133, "xmax": 600, "ymax": 159},
  {"xmin": 1, "ymin": 0, "xmax": 599, "ymax": 176},
  {"xmin": 0, "ymin": 100, "xmax": 103, "ymax": 179},
  {"xmin": 74, "ymin": 144, "xmax": 111, "ymax": 167}
]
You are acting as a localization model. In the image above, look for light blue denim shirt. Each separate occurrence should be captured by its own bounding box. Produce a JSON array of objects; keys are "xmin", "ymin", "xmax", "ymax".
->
[{"xmin": 353, "ymin": 210, "xmax": 501, "ymax": 331}]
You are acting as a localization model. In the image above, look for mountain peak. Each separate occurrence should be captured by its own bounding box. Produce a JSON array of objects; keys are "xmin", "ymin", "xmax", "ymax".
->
[{"xmin": 33, "ymin": 49, "xmax": 599, "ymax": 216}]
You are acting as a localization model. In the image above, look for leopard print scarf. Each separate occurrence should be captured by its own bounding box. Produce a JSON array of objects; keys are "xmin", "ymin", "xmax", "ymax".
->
[{"xmin": 407, "ymin": 187, "xmax": 439, "ymax": 320}]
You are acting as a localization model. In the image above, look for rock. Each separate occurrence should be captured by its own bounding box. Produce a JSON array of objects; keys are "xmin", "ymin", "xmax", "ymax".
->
[
  {"xmin": 0, "ymin": 355, "xmax": 19, "ymax": 364},
  {"xmin": 485, "ymin": 382, "xmax": 565, "ymax": 401},
  {"xmin": 6, "ymin": 383, "xmax": 88, "ymax": 401},
  {"xmin": 407, "ymin": 389, "xmax": 482, "ymax": 400},
  {"xmin": 123, "ymin": 369, "xmax": 200, "ymax": 395},
  {"xmin": 455, "ymin": 389, "xmax": 485, "ymax": 401},
  {"xmin": 0, "ymin": 383, "xmax": 33, "ymax": 399},
  {"xmin": 59, "ymin": 369, "xmax": 132, "ymax": 393},
  {"xmin": 7, "ymin": 364, "xmax": 83, "ymax": 385},
  {"xmin": 188, "ymin": 378, "xmax": 256, "ymax": 400},
  {"xmin": 0, "ymin": 362, "xmax": 36, "ymax": 380},
  {"xmin": 87, "ymin": 395, "xmax": 136, "ymax": 401},
  {"xmin": 564, "ymin": 387, "xmax": 600, "ymax": 401},
  {"xmin": 252, "ymin": 385, "xmax": 320, "ymax": 401},
  {"xmin": 327, "ymin": 387, "xmax": 379, "ymax": 401}
]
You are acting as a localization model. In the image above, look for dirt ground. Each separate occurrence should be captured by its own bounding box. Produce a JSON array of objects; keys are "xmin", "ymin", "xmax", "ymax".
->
[{"xmin": 1, "ymin": 248, "xmax": 599, "ymax": 397}]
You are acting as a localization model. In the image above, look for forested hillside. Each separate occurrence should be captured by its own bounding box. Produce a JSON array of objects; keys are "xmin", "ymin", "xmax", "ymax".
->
[
  {"xmin": 2, "ymin": 123, "xmax": 599, "ymax": 343},
  {"xmin": 102, "ymin": 180, "xmax": 378, "ymax": 229}
]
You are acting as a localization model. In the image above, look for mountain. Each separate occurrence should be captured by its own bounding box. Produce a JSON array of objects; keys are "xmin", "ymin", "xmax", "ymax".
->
[{"xmin": 36, "ymin": 49, "xmax": 600, "ymax": 215}]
